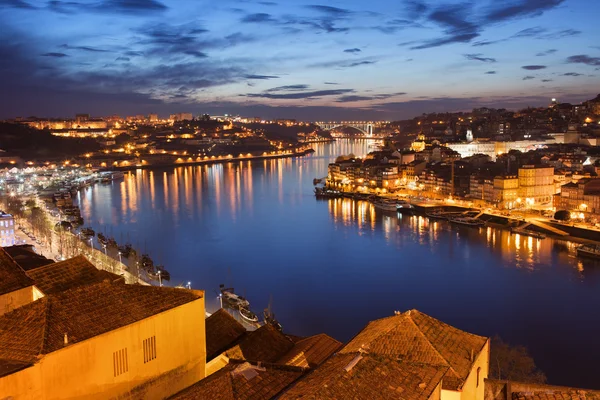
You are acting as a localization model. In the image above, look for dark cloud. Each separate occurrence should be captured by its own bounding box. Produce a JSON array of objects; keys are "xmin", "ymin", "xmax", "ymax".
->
[
  {"xmin": 522, "ymin": 65, "xmax": 546, "ymax": 70},
  {"xmin": 482, "ymin": 0, "xmax": 566, "ymax": 23},
  {"xmin": 411, "ymin": 2, "xmax": 480, "ymax": 50},
  {"xmin": 536, "ymin": 49, "xmax": 557, "ymax": 56},
  {"xmin": 1, "ymin": 0, "xmax": 34, "ymax": 8},
  {"xmin": 124, "ymin": 51, "xmax": 143, "ymax": 56},
  {"xmin": 245, "ymin": 88, "xmax": 354, "ymax": 100},
  {"xmin": 512, "ymin": 26, "xmax": 546, "ymax": 38},
  {"xmin": 374, "ymin": 19, "xmax": 422, "ymax": 34},
  {"xmin": 41, "ymin": 52, "xmax": 68, "ymax": 57},
  {"xmin": 336, "ymin": 95, "xmax": 373, "ymax": 102},
  {"xmin": 566, "ymin": 55, "xmax": 600, "ymax": 67},
  {"xmin": 405, "ymin": 0, "xmax": 429, "ymax": 19},
  {"xmin": 244, "ymin": 74, "xmax": 279, "ymax": 80},
  {"xmin": 343, "ymin": 48, "xmax": 361, "ymax": 53},
  {"xmin": 541, "ymin": 79, "xmax": 553, "ymax": 82},
  {"xmin": 464, "ymin": 53, "xmax": 496, "ymax": 62},
  {"xmin": 324, "ymin": 82, "xmax": 338, "ymax": 85},
  {"xmin": 183, "ymin": 50, "xmax": 208, "ymax": 58},
  {"xmin": 484, "ymin": 71, "xmax": 497, "ymax": 74},
  {"xmin": 241, "ymin": 13, "xmax": 275, "ymax": 23},
  {"xmin": 562, "ymin": 72, "xmax": 583, "ymax": 76},
  {"xmin": 48, "ymin": 0, "xmax": 167, "ymax": 14},
  {"xmin": 306, "ymin": 5, "xmax": 351, "ymax": 15},
  {"xmin": 266, "ymin": 84, "xmax": 310, "ymax": 92},
  {"xmin": 60, "ymin": 44, "xmax": 110, "ymax": 53},
  {"xmin": 522, "ymin": 75, "xmax": 535, "ymax": 80},
  {"xmin": 115, "ymin": 56, "xmax": 130, "ymax": 61},
  {"xmin": 348, "ymin": 60, "xmax": 376, "ymax": 67}
]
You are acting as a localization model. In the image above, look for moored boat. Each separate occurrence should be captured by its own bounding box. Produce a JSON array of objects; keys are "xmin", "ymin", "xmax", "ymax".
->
[
  {"xmin": 239, "ymin": 307, "xmax": 259, "ymax": 323},
  {"xmin": 396, "ymin": 200, "xmax": 415, "ymax": 214},
  {"xmin": 449, "ymin": 217, "xmax": 484, "ymax": 227},
  {"xmin": 372, "ymin": 198, "xmax": 397, "ymax": 211},
  {"xmin": 576, "ymin": 244, "xmax": 600, "ymax": 259},
  {"xmin": 511, "ymin": 228, "xmax": 546, "ymax": 239},
  {"xmin": 219, "ymin": 285, "xmax": 250, "ymax": 308},
  {"xmin": 97, "ymin": 233, "xmax": 108, "ymax": 247}
]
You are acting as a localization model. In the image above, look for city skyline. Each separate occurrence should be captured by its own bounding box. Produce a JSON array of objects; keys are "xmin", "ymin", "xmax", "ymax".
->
[{"xmin": 0, "ymin": 0, "xmax": 599, "ymax": 120}]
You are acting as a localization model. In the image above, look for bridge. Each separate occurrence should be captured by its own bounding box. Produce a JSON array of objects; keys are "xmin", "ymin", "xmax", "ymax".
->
[{"xmin": 315, "ymin": 121, "xmax": 374, "ymax": 136}]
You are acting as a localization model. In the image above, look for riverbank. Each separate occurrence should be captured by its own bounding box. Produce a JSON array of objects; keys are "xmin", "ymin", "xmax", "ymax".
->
[{"xmin": 111, "ymin": 148, "xmax": 315, "ymax": 172}]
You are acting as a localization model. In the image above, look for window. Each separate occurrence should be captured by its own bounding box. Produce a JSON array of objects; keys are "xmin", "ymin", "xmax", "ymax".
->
[
  {"xmin": 113, "ymin": 348, "xmax": 128, "ymax": 377},
  {"xmin": 476, "ymin": 366, "xmax": 481, "ymax": 387},
  {"xmin": 143, "ymin": 336, "xmax": 156, "ymax": 363}
]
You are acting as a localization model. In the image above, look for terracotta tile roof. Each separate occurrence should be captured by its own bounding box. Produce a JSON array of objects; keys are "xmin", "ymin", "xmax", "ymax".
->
[
  {"xmin": 512, "ymin": 390, "xmax": 600, "ymax": 400},
  {"xmin": 3, "ymin": 245, "xmax": 54, "ymax": 271},
  {"xmin": 25, "ymin": 255, "xmax": 122, "ymax": 295},
  {"xmin": 170, "ymin": 361, "xmax": 304, "ymax": 400},
  {"xmin": 280, "ymin": 353, "xmax": 448, "ymax": 400},
  {"xmin": 277, "ymin": 333, "xmax": 342, "ymax": 369},
  {"xmin": 0, "ymin": 281, "xmax": 203, "ymax": 373},
  {"xmin": 206, "ymin": 309, "xmax": 247, "ymax": 361},
  {"xmin": 341, "ymin": 309, "xmax": 488, "ymax": 390},
  {"xmin": 0, "ymin": 247, "xmax": 33, "ymax": 296},
  {"xmin": 226, "ymin": 325, "xmax": 294, "ymax": 363}
]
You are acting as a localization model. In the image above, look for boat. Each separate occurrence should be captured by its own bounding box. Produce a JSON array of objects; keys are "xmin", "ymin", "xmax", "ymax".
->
[
  {"xmin": 238, "ymin": 307, "xmax": 259, "ymax": 323},
  {"xmin": 511, "ymin": 228, "xmax": 546, "ymax": 239},
  {"xmin": 576, "ymin": 244, "xmax": 600, "ymax": 259},
  {"xmin": 396, "ymin": 200, "xmax": 415, "ymax": 214},
  {"xmin": 426, "ymin": 211, "xmax": 449, "ymax": 220},
  {"xmin": 264, "ymin": 308, "xmax": 283, "ymax": 332},
  {"xmin": 219, "ymin": 285, "xmax": 250, "ymax": 308},
  {"xmin": 372, "ymin": 198, "xmax": 397, "ymax": 211},
  {"xmin": 314, "ymin": 187, "xmax": 342, "ymax": 198},
  {"xmin": 449, "ymin": 217, "xmax": 485, "ymax": 227}
]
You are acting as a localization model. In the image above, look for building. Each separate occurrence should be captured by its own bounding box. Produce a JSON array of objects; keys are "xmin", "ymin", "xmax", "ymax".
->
[
  {"xmin": 280, "ymin": 309, "xmax": 490, "ymax": 400},
  {"xmin": 0, "ymin": 252, "xmax": 207, "ymax": 400},
  {"xmin": 0, "ymin": 212, "xmax": 15, "ymax": 247},
  {"xmin": 493, "ymin": 176, "xmax": 519, "ymax": 209},
  {"xmin": 518, "ymin": 165, "xmax": 555, "ymax": 206},
  {"xmin": 445, "ymin": 139, "xmax": 554, "ymax": 161},
  {"xmin": 484, "ymin": 379, "xmax": 600, "ymax": 400},
  {"xmin": 170, "ymin": 113, "xmax": 194, "ymax": 122},
  {"xmin": 558, "ymin": 178, "xmax": 600, "ymax": 214}
]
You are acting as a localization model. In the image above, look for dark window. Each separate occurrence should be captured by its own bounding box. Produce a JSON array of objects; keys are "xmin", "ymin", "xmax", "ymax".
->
[
  {"xmin": 476, "ymin": 366, "xmax": 481, "ymax": 387},
  {"xmin": 113, "ymin": 348, "xmax": 128, "ymax": 377},
  {"xmin": 143, "ymin": 336, "xmax": 157, "ymax": 363}
]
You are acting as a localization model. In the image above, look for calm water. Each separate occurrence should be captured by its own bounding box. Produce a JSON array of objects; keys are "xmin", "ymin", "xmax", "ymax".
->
[{"xmin": 76, "ymin": 140, "xmax": 600, "ymax": 388}]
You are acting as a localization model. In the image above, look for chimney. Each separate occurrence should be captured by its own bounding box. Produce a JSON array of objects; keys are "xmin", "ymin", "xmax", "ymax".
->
[{"xmin": 64, "ymin": 333, "xmax": 68, "ymax": 346}]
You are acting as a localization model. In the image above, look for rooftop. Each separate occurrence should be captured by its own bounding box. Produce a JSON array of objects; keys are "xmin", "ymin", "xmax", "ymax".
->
[
  {"xmin": 0, "ymin": 247, "xmax": 34, "ymax": 296},
  {"xmin": 280, "ymin": 353, "xmax": 448, "ymax": 400},
  {"xmin": 0, "ymin": 281, "xmax": 203, "ymax": 377},
  {"xmin": 26, "ymin": 255, "xmax": 122, "ymax": 295},
  {"xmin": 277, "ymin": 333, "xmax": 342, "ymax": 369},
  {"xmin": 206, "ymin": 309, "xmax": 247, "ymax": 361},
  {"xmin": 225, "ymin": 324, "xmax": 294, "ymax": 363},
  {"xmin": 3, "ymin": 244, "xmax": 54, "ymax": 271},
  {"xmin": 341, "ymin": 309, "xmax": 488, "ymax": 390},
  {"xmin": 170, "ymin": 361, "xmax": 304, "ymax": 400}
]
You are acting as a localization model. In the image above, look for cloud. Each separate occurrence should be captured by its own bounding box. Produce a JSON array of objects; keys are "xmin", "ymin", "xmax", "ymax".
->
[
  {"xmin": 522, "ymin": 65, "xmax": 546, "ymax": 70},
  {"xmin": 536, "ymin": 49, "xmax": 557, "ymax": 56},
  {"xmin": 405, "ymin": 0, "xmax": 429, "ymax": 19},
  {"xmin": 0, "ymin": 0, "xmax": 34, "ymax": 8},
  {"xmin": 344, "ymin": 48, "xmax": 361, "ymax": 53},
  {"xmin": 541, "ymin": 79, "xmax": 553, "ymax": 82},
  {"xmin": 306, "ymin": 5, "xmax": 351, "ymax": 15},
  {"xmin": 348, "ymin": 60, "xmax": 376, "ymax": 67},
  {"xmin": 336, "ymin": 95, "xmax": 373, "ymax": 102},
  {"xmin": 41, "ymin": 52, "xmax": 68, "ymax": 57},
  {"xmin": 266, "ymin": 84, "xmax": 310, "ymax": 92},
  {"xmin": 324, "ymin": 82, "xmax": 338, "ymax": 85},
  {"xmin": 562, "ymin": 72, "xmax": 583, "ymax": 76},
  {"xmin": 115, "ymin": 56, "xmax": 130, "ymax": 61},
  {"xmin": 60, "ymin": 44, "xmax": 110, "ymax": 53},
  {"xmin": 566, "ymin": 55, "xmax": 600, "ymax": 66},
  {"xmin": 482, "ymin": 0, "xmax": 566, "ymax": 24},
  {"xmin": 100, "ymin": 0, "xmax": 167, "ymax": 13},
  {"xmin": 484, "ymin": 71, "xmax": 497, "ymax": 74},
  {"xmin": 522, "ymin": 75, "xmax": 535, "ymax": 80},
  {"xmin": 464, "ymin": 53, "xmax": 496, "ymax": 62},
  {"xmin": 411, "ymin": 2, "xmax": 480, "ymax": 50},
  {"xmin": 244, "ymin": 74, "xmax": 279, "ymax": 80},
  {"xmin": 241, "ymin": 13, "xmax": 276, "ymax": 23},
  {"xmin": 245, "ymin": 88, "xmax": 354, "ymax": 100}
]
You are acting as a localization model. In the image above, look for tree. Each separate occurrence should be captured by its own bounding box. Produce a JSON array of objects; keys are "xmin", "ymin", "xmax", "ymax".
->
[
  {"xmin": 490, "ymin": 336, "xmax": 547, "ymax": 383},
  {"xmin": 554, "ymin": 210, "xmax": 571, "ymax": 221}
]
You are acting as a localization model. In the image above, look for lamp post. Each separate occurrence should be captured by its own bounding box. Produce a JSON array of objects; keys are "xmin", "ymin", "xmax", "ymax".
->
[
  {"xmin": 186, "ymin": 281, "xmax": 191, "ymax": 290},
  {"xmin": 157, "ymin": 270, "xmax": 162, "ymax": 287}
]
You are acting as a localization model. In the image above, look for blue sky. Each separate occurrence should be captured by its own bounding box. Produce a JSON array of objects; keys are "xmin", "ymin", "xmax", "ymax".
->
[{"xmin": 0, "ymin": 0, "xmax": 599, "ymax": 120}]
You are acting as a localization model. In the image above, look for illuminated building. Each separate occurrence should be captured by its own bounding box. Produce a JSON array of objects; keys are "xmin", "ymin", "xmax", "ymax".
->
[
  {"xmin": 0, "ymin": 212, "xmax": 15, "ymax": 247},
  {"xmin": 518, "ymin": 165, "xmax": 555, "ymax": 206}
]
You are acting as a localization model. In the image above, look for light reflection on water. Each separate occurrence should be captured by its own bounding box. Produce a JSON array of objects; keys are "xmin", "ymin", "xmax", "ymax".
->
[{"xmin": 76, "ymin": 140, "xmax": 600, "ymax": 389}]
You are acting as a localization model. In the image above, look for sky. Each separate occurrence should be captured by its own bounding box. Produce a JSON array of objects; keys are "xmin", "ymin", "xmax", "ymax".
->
[{"xmin": 0, "ymin": 0, "xmax": 599, "ymax": 120}]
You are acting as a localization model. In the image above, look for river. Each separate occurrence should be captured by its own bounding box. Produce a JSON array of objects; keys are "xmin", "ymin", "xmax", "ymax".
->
[{"xmin": 75, "ymin": 140, "xmax": 600, "ymax": 388}]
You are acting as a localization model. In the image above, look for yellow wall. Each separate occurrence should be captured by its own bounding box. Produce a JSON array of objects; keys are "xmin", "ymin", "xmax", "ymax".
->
[
  {"xmin": 205, "ymin": 354, "xmax": 229, "ymax": 377},
  {"xmin": 428, "ymin": 382, "xmax": 442, "ymax": 400},
  {"xmin": 0, "ymin": 286, "xmax": 38, "ymax": 316},
  {"xmin": 1, "ymin": 293, "xmax": 205, "ymax": 400},
  {"xmin": 441, "ymin": 340, "xmax": 490, "ymax": 400},
  {"xmin": 442, "ymin": 388, "xmax": 462, "ymax": 400}
]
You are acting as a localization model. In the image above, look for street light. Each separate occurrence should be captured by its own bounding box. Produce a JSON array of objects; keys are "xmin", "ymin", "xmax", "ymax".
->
[
  {"xmin": 157, "ymin": 270, "xmax": 162, "ymax": 287},
  {"xmin": 186, "ymin": 281, "xmax": 191, "ymax": 290}
]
